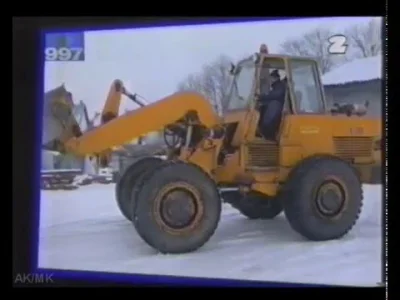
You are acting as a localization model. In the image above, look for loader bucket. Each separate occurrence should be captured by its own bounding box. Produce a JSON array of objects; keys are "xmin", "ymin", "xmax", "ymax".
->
[{"xmin": 42, "ymin": 85, "xmax": 86, "ymax": 153}]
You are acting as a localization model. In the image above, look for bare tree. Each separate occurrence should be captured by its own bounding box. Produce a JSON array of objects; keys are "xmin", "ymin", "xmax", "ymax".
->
[
  {"xmin": 280, "ymin": 28, "xmax": 338, "ymax": 74},
  {"xmin": 177, "ymin": 55, "xmax": 233, "ymax": 114},
  {"xmin": 177, "ymin": 73, "xmax": 203, "ymax": 96},
  {"xmin": 345, "ymin": 18, "xmax": 382, "ymax": 59}
]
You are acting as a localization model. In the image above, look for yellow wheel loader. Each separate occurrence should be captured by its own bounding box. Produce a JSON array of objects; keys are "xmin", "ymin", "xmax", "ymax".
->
[{"xmin": 45, "ymin": 52, "xmax": 382, "ymax": 254}]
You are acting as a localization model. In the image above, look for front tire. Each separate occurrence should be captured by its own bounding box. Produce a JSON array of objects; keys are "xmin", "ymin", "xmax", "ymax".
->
[
  {"xmin": 133, "ymin": 162, "xmax": 221, "ymax": 254},
  {"xmin": 281, "ymin": 156, "xmax": 363, "ymax": 241}
]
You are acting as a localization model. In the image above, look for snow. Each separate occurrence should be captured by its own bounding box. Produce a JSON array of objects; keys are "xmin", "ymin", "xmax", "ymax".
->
[
  {"xmin": 38, "ymin": 184, "xmax": 382, "ymax": 287},
  {"xmin": 322, "ymin": 55, "xmax": 382, "ymax": 86},
  {"xmin": 72, "ymin": 174, "xmax": 92, "ymax": 185}
]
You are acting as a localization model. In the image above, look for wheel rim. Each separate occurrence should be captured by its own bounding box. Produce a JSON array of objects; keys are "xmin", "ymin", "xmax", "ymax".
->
[
  {"xmin": 154, "ymin": 182, "xmax": 204, "ymax": 235},
  {"xmin": 315, "ymin": 178, "xmax": 347, "ymax": 218}
]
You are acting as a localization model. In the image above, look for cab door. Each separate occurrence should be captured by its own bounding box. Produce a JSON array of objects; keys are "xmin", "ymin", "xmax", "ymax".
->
[
  {"xmin": 286, "ymin": 58, "xmax": 326, "ymax": 115},
  {"xmin": 275, "ymin": 57, "xmax": 296, "ymax": 140},
  {"xmin": 243, "ymin": 56, "xmax": 290, "ymax": 170},
  {"xmin": 244, "ymin": 55, "xmax": 288, "ymax": 142},
  {"xmin": 280, "ymin": 58, "xmax": 329, "ymax": 157}
]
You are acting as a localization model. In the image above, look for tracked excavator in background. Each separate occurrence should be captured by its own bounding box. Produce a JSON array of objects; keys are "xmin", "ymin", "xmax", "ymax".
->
[{"xmin": 44, "ymin": 51, "xmax": 382, "ymax": 254}]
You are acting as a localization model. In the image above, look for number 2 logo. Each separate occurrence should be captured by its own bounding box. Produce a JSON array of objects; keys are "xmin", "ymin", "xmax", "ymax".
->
[{"xmin": 328, "ymin": 35, "xmax": 348, "ymax": 55}]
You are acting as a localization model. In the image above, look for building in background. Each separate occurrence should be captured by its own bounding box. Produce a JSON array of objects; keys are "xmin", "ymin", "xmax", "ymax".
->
[
  {"xmin": 41, "ymin": 85, "xmax": 92, "ymax": 171},
  {"xmin": 41, "ymin": 150, "xmax": 58, "ymax": 170},
  {"xmin": 322, "ymin": 55, "xmax": 382, "ymax": 117}
]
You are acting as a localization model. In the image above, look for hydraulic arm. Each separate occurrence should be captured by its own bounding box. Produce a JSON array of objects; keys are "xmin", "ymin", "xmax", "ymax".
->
[{"xmin": 61, "ymin": 81, "xmax": 220, "ymax": 156}]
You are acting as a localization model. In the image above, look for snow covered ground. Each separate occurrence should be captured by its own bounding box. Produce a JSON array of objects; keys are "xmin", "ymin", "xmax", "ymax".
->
[
  {"xmin": 38, "ymin": 184, "xmax": 382, "ymax": 287},
  {"xmin": 322, "ymin": 55, "xmax": 382, "ymax": 86}
]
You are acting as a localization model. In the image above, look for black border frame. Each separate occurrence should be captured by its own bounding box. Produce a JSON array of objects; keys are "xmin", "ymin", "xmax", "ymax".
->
[{"xmin": 13, "ymin": 11, "xmax": 389, "ymax": 295}]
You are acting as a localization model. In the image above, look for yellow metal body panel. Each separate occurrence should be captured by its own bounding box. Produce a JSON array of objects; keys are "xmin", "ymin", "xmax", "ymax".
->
[{"xmin": 211, "ymin": 111, "xmax": 381, "ymax": 196}]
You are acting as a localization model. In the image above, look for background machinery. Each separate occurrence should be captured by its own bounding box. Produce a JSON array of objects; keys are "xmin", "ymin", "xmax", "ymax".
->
[{"xmin": 44, "ymin": 52, "xmax": 382, "ymax": 254}]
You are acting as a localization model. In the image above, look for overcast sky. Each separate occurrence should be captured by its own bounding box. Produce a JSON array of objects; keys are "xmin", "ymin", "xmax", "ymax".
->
[{"xmin": 44, "ymin": 17, "xmax": 379, "ymax": 115}]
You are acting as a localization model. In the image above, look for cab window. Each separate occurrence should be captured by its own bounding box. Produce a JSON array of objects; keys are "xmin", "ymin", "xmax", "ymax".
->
[
  {"xmin": 291, "ymin": 60, "xmax": 324, "ymax": 114},
  {"xmin": 225, "ymin": 59, "xmax": 256, "ymax": 111}
]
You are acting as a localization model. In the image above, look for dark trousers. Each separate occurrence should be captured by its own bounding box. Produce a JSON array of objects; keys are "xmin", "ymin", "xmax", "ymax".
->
[{"xmin": 260, "ymin": 100, "xmax": 282, "ymax": 140}]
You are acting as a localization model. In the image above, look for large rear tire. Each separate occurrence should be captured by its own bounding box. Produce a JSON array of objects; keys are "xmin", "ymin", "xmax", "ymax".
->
[
  {"xmin": 115, "ymin": 157, "xmax": 163, "ymax": 221},
  {"xmin": 133, "ymin": 162, "xmax": 221, "ymax": 254},
  {"xmin": 222, "ymin": 191, "xmax": 283, "ymax": 220},
  {"xmin": 281, "ymin": 156, "xmax": 363, "ymax": 241}
]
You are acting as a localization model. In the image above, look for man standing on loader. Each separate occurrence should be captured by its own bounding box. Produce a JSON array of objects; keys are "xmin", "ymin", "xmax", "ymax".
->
[{"xmin": 258, "ymin": 69, "xmax": 287, "ymax": 140}]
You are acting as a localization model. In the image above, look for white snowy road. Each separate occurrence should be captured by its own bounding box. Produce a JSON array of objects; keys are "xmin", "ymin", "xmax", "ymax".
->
[{"xmin": 38, "ymin": 184, "xmax": 382, "ymax": 286}]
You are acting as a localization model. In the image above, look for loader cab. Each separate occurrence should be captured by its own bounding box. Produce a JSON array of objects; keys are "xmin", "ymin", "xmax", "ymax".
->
[
  {"xmin": 219, "ymin": 54, "xmax": 330, "ymax": 176},
  {"xmin": 254, "ymin": 54, "xmax": 327, "ymax": 116},
  {"xmin": 248, "ymin": 54, "xmax": 327, "ymax": 141},
  {"xmin": 223, "ymin": 53, "xmax": 327, "ymax": 145}
]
